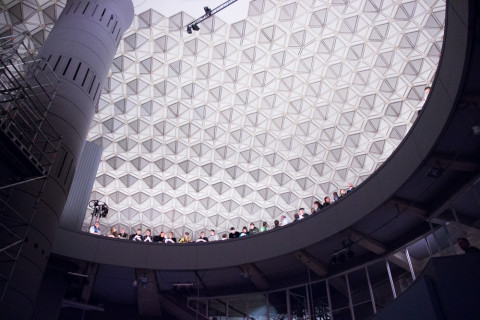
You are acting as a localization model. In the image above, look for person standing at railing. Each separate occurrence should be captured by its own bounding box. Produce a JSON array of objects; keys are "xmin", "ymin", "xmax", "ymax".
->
[
  {"xmin": 179, "ymin": 232, "xmax": 192, "ymax": 243},
  {"xmin": 117, "ymin": 228, "xmax": 128, "ymax": 239},
  {"xmin": 249, "ymin": 223, "xmax": 259, "ymax": 234},
  {"xmin": 130, "ymin": 229, "xmax": 143, "ymax": 241},
  {"xmin": 89, "ymin": 222, "xmax": 101, "ymax": 235},
  {"xmin": 143, "ymin": 229, "xmax": 153, "ymax": 242},
  {"xmin": 196, "ymin": 231, "xmax": 209, "ymax": 242},
  {"xmin": 457, "ymin": 238, "xmax": 480, "ymax": 254},
  {"xmin": 209, "ymin": 229, "xmax": 219, "ymax": 241},
  {"xmin": 298, "ymin": 208, "xmax": 308, "ymax": 219},
  {"xmin": 107, "ymin": 227, "xmax": 117, "ymax": 238}
]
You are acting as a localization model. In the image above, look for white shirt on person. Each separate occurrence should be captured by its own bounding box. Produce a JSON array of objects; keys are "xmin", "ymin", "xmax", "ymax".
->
[
  {"xmin": 209, "ymin": 234, "xmax": 219, "ymax": 241},
  {"xmin": 89, "ymin": 225, "xmax": 101, "ymax": 235}
]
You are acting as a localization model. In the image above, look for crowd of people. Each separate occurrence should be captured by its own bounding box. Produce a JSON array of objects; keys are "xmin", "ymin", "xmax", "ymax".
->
[{"xmin": 89, "ymin": 183, "xmax": 357, "ymax": 242}]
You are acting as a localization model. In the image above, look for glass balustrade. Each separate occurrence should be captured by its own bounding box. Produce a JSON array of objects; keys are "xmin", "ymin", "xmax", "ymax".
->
[{"xmin": 187, "ymin": 222, "xmax": 471, "ymax": 320}]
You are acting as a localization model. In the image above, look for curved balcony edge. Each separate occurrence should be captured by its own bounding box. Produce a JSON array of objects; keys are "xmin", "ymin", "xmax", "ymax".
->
[{"xmin": 51, "ymin": 0, "xmax": 472, "ymax": 271}]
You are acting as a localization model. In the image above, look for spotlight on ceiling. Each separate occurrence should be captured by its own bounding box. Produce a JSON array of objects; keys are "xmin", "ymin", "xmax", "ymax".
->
[
  {"xmin": 186, "ymin": 25, "xmax": 192, "ymax": 34},
  {"xmin": 204, "ymin": 6, "xmax": 212, "ymax": 15},
  {"xmin": 192, "ymin": 24, "xmax": 200, "ymax": 31}
]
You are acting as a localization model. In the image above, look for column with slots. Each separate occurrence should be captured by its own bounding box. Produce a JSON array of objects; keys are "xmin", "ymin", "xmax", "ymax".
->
[{"xmin": 0, "ymin": 1, "xmax": 134, "ymax": 318}]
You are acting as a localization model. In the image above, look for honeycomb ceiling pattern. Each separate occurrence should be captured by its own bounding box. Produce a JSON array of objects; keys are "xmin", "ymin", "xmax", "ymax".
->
[
  {"xmin": 0, "ymin": 0, "xmax": 64, "ymax": 40},
  {"xmin": 1, "ymin": 0, "xmax": 446, "ymax": 236}
]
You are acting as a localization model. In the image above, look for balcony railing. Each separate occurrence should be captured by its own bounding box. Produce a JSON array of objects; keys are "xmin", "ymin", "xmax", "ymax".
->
[{"xmin": 186, "ymin": 221, "xmax": 469, "ymax": 320}]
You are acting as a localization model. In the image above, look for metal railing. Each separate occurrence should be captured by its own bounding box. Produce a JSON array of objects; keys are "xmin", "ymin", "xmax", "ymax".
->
[{"xmin": 186, "ymin": 222, "xmax": 468, "ymax": 320}]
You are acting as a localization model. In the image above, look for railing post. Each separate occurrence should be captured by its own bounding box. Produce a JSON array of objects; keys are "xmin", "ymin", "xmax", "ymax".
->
[
  {"xmin": 345, "ymin": 273, "xmax": 355, "ymax": 320},
  {"xmin": 266, "ymin": 292, "xmax": 270, "ymax": 320},
  {"xmin": 326, "ymin": 279, "xmax": 334, "ymax": 320},
  {"xmin": 305, "ymin": 284, "xmax": 312, "ymax": 320},
  {"xmin": 385, "ymin": 260, "xmax": 397, "ymax": 299},
  {"xmin": 425, "ymin": 236, "xmax": 433, "ymax": 257},
  {"xmin": 286, "ymin": 289, "xmax": 292, "ymax": 320},
  {"xmin": 405, "ymin": 248, "xmax": 416, "ymax": 281},
  {"xmin": 365, "ymin": 266, "xmax": 377, "ymax": 314}
]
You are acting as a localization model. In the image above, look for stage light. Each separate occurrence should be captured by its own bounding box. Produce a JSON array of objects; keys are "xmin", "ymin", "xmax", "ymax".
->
[
  {"xmin": 192, "ymin": 24, "xmax": 200, "ymax": 31},
  {"xmin": 204, "ymin": 6, "xmax": 212, "ymax": 15},
  {"xmin": 186, "ymin": 25, "xmax": 192, "ymax": 34}
]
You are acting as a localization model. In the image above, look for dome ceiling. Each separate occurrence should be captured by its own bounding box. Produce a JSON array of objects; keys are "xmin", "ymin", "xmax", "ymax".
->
[{"xmin": 0, "ymin": 0, "xmax": 446, "ymax": 236}]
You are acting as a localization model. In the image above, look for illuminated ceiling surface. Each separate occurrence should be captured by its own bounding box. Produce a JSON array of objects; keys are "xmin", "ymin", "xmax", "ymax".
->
[{"xmin": 0, "ymin": 0, "xmax": 446, "ymax": 236}]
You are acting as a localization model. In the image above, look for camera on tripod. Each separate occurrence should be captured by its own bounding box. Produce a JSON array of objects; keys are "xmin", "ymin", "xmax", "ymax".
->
[{"xmin": 89, "ymin": 200, "xmax": 109, "ymax": 218}]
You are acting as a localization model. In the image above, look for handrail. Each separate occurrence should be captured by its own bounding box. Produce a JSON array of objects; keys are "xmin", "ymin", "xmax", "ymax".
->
[
  {"xmin": 184, "ymin": 236, "xmax": 464, "ymax": 319},
  {"xmin": 186, "ymin": 225, "xmax": 452, "ymax": 298}
]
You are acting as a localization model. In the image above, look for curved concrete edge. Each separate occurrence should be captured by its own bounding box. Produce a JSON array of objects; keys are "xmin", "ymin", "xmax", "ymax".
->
[{"xmin": 52, "ymin": 0, "xmax": 471, "ymax": 271}]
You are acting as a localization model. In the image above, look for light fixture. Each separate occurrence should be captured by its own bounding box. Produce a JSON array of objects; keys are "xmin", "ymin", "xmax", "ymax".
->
[
  {"xmin": 192, "ymin": 24, "xmax": 200, "ymax": 31},
  {"xmin": 172, "ymin": 282, "xmax": 194, "ymax": 291},
  {"xmin": 204, "ymin": 6, "xmax": 212, "ymax": 15},
  {"xmin": 472, "ymin": 125, "xmax": 480, "ymax": 136},
  {"xmin": 186, "ymin": 25, "xmax": 192, "ymax": 34},
  {"xmin": 172, "ymin": 282, "xmax": 194, "ymax": 287}
]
